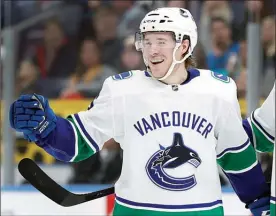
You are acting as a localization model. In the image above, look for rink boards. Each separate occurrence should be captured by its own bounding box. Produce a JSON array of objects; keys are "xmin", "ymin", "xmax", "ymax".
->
[{"xmin": 1, "ymin": 185, "xmax": 250, "ymax": 215}]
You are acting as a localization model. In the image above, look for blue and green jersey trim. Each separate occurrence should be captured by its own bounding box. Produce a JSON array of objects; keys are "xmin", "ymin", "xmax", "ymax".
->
[
  {"xmin": 113, "ymin": 196, "xmax": 224, "ymax": 216},
  {"xmin": 250, "ymin": 111, "xmax": 274, "ymax": 152},
  {"xmin": 216, "ymin": 138, "xmax": 258, "ymax": 173},
  {"xmin": 67, "ymin": 114, "xmax": 100, "ymax": 162}
]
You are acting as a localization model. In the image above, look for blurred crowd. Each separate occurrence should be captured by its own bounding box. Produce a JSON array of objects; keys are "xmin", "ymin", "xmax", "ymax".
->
[{"xmin": 1, "ymin": 0, "xmax": 275, "ymax": 185}]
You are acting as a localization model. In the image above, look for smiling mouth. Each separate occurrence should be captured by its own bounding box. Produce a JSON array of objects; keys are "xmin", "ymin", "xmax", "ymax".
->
[{"xmin": 151, "ymin": 60, "xmax": 164, "ymax": 65}]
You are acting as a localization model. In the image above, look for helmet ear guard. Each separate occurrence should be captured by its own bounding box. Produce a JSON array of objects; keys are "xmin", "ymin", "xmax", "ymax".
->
[{"xmin": 135, "ymin": 31, "xmax": 143, "ymax": 52}]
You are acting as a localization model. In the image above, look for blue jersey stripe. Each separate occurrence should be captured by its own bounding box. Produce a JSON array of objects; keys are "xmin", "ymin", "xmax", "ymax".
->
[
  {"xmin": 73, "ymin": 113, "xmax": 100, "ymax": 152},
  {"xmin": 252, "ymin": 111, "xmax": 275, "ymax": 141},
  {"xmin": 217, "ymin": 139, "xmax": 250, "ymax": 158},
  {"xmin": 116, "ymin": 196, "xmax": 222, "ymax": 209},
  {"xmin": 242, "ymin": 119, "xmax": 254, "ymax": 146}
]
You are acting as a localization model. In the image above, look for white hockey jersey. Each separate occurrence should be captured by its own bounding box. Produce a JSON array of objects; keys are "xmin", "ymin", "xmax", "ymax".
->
[
  {"xmin": 65, "ymin": 69, "xmax": 268, "ymax": 216},
  {"xmin": 243, "ymin": 83, "xmax": 275, "ymax": 216}
]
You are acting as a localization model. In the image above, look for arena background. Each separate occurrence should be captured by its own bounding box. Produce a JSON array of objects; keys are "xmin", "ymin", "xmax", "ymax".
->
[{"xmin": 1, "ymin": 1, "xmax": 275, "ymax": 215}]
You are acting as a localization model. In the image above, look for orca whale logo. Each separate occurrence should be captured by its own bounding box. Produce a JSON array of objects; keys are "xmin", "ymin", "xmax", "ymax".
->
[{"xmin": 146, "ymin": 133, "xmax": 202, "ymax": 191}]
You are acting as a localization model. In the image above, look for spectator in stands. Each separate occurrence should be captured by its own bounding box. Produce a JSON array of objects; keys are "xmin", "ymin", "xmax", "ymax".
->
[
  {"xmin": 261, "ymin": 15, "xmax": 275, "ymax": 97},
  {"xmin": 119, "ymin": 35, "xmax": 144, "ymax": 72},
  {"xmin": 18, "ymin": 17, "xmax": 77, "ymax": 79},
  {"xmin": 93, "ymin": 5, "xmax": 123, "ymax": 71},
  {"xmin": 234, "ymin": 0, "xmax": 276, "ymax": 41},
  {"xmin": 199, "ymin": 1, "xmax": 233, "ymax": 53},
  {"xmin": 34, "ymin": 17, "xmax": 77, "ymax": 78},
  {"xmin": 110, "ymin": 0, "xmax": 133, "ymax": 18},
  {"xmin": 207, "ymin": 17, "xmax": 239, "ymax": 76},
  {"xmin": 245, "ymin": 0, "xmax": 276, "ymax": 20},
  {"xmin": 15, "ymin": 60, "xmax": 39, "ymax": 96},
  {"xmin": 16, "ymin": 17, "xmax": 78, "ymax": 98},
  {"xmin": 60, "ymin": 37, "xmax": 118, "ymax": 99},
  {"xmin": 75, "ymin": 0, "xmax": 101, "ymax": 43}
]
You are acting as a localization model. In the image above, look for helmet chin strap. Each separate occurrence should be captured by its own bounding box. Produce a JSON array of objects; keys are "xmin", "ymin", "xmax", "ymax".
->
[
  {"xmin": 144, "ymin": 43, "xmax": 191, "ymax": 82},
  {"xmin": 158, "ymin": 43, "xmax": 191, "ymax": 81}
]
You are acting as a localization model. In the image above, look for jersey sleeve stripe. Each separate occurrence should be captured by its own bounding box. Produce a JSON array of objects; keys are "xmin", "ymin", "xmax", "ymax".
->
[
  {"xmin": 217, "ymin": 141, "xmax": 257, "ymax": 173},
  {"xmin": 72, "ymin": 114, "xmax": 100, "ymax": 152},
  {"xmin": 216, "ymin": 139, "xmax": 250, "ymax": 159},
  {"xmin": 242, "ymin": 119, "xmax": 254, "ymax": 146},
  {"xmin": 251, "ymin": 111, "xmax": 275, "ymax": 141},
  {"xmin": 251, "ymin": 122, "xmax": 274, "ymax": 152},
  {"xmin": 115, "ymin": 195, "xmax": 222, "ymax": 210},
  {"xmin": 67, "ymin": 116, "xmax": 96, "ymax": 162},
  {"xmin": 68, "ymin": 120, "xmax": 79, "ymax": 162}
]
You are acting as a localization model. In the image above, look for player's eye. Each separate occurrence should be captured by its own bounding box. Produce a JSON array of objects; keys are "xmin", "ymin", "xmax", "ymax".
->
[{"xmin": 143, "ymin": 41, "xmax": 151, "ymax": 46}]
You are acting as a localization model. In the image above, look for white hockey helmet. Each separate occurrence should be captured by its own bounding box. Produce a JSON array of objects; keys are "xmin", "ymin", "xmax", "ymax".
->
[{"xmin": 135, "ymin": 7, "xmax": 198, "ymax": 80}]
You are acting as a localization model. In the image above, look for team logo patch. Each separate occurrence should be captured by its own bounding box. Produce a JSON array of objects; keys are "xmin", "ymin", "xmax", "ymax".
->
[
  {"xmin": 211, "ymin": 71, "xmax": 230, "ymax": 83},
  {"xmin": 112, "ymin": 71, "xmax": 133, "ymax": 81},
  {"xmin": 145, "ymin": 133, "xmax": 202, "ymax": 191}
]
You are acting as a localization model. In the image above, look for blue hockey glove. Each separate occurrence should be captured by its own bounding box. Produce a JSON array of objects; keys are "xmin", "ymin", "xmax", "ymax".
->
[
  {"xmin": 248, "ymin": 197, "xmax": 270, "ymax": 216},
  {"xmin": 9, "ymin": 93, "xmax": 57, "ymax": 142}
]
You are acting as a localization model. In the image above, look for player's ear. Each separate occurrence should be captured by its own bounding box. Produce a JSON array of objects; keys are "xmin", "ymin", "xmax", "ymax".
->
[{"xmin": 181, "ymin": 39, "xmax": 189, "ymax": 55}]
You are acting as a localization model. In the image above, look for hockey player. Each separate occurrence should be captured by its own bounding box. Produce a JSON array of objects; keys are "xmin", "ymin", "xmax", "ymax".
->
[
  {"xmin": 10, "ymin": 8, "xmax": 270, "ymax": 216},
  {"xmin": 243, "ymin": 84, "xmax": 275, "ymax": 216}
]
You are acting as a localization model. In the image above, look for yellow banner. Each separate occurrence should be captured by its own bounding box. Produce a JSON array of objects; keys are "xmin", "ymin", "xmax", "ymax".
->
[{"xmin": 49, "ymin": 99, "xmax": 92, "ymax": 118}]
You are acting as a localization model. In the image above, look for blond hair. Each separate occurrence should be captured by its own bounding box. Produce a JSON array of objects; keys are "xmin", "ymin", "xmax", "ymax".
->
[{"xmin": 185, "ymin": 55, "xmax": 197, "ymax": 69}]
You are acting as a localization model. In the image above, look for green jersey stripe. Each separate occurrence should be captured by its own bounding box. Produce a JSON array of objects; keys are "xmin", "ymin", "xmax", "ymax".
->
[
  {"xmin": 113, "ymin": 201, "xmax": 224, "ymax": 216},
  {"xmin": 67, "ymin": 117, "xmax": 95, "ymax": 162},
  {"xmin": 271, "ymin": 203, "xmax": 275, "ymax": 216},
  {"xmin": 251, "ymin": 111, "xmax": 274, "ymax": 142},
  {"xmin": 217, "ymin": 144, "xmax": 257, "ymax": 172},
  {"xmin": 217, "ymin": 140, "xmax": 250, "ymax": 159},
  {"xmin": 251, "ymin": 120, "xmax": 274, "ymax": 153},
  {"xmin": 68, "ymin": 120, "xmax": 79, "ymax": 162},
  {"xmin": 69, "ymin": 114, "xmax": 99, "ymax": 153}
]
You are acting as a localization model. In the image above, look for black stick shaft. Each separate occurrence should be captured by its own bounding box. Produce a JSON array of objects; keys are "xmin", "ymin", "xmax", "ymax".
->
[{"xmin": 18, "ymin": 158, "xmax": 114, "ymax": 207}]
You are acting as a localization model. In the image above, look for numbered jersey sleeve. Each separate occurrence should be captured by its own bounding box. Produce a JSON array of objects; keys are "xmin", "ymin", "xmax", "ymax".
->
[
  {"xmin": 215, "ymin": 86, "xmax": 269, "ymax": 204},
  {"xmin": 243, "ymin": 84, "xmax": 275, "ymax": 153},
  {"xmin": 66, "ymin": 77, "xmax": 121, "ymax": 162}
]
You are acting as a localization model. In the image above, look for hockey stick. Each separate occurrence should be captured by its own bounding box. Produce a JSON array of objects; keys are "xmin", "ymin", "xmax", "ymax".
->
[{"xmin": 18, "ymin": 158, "xmax": 115, "ymax": 207}]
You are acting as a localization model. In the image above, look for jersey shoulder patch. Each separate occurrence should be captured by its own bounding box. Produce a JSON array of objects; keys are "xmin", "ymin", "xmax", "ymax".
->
[
  {"xmin": 211, "ymin": 71, "xmax": 230, "ymax": 83},
  {"xmin": 112, "ymin": 71, "xmax": 133, "ymax": 81}
]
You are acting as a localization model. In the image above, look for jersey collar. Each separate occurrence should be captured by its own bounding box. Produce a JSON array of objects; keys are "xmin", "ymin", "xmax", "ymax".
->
[
  {"xmin": 180, "ymin": 68, "xmax": 200, "ymax": 85},
  {"xmin": 144, "ymin": 68, "xmax": 200, "ymax": 85}
]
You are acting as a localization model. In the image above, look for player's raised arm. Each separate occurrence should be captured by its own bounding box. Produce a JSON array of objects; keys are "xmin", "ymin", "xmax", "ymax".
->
[
  {"xmin": 9, "ymin": 77, "xmax": 119, "ymax": 162},
  {"xmin": 215, "ymin": 83, "xmax": 270, "ymax": 216}
]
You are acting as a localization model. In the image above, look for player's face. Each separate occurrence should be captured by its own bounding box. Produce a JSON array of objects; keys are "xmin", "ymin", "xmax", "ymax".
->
[
  {"xmin": 142, "ymin": 32, "xmax": 176, "ymax": 78},
  {"xmin": 211, "ymin": 21, "xmax": 230, "ymax": 45}
]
